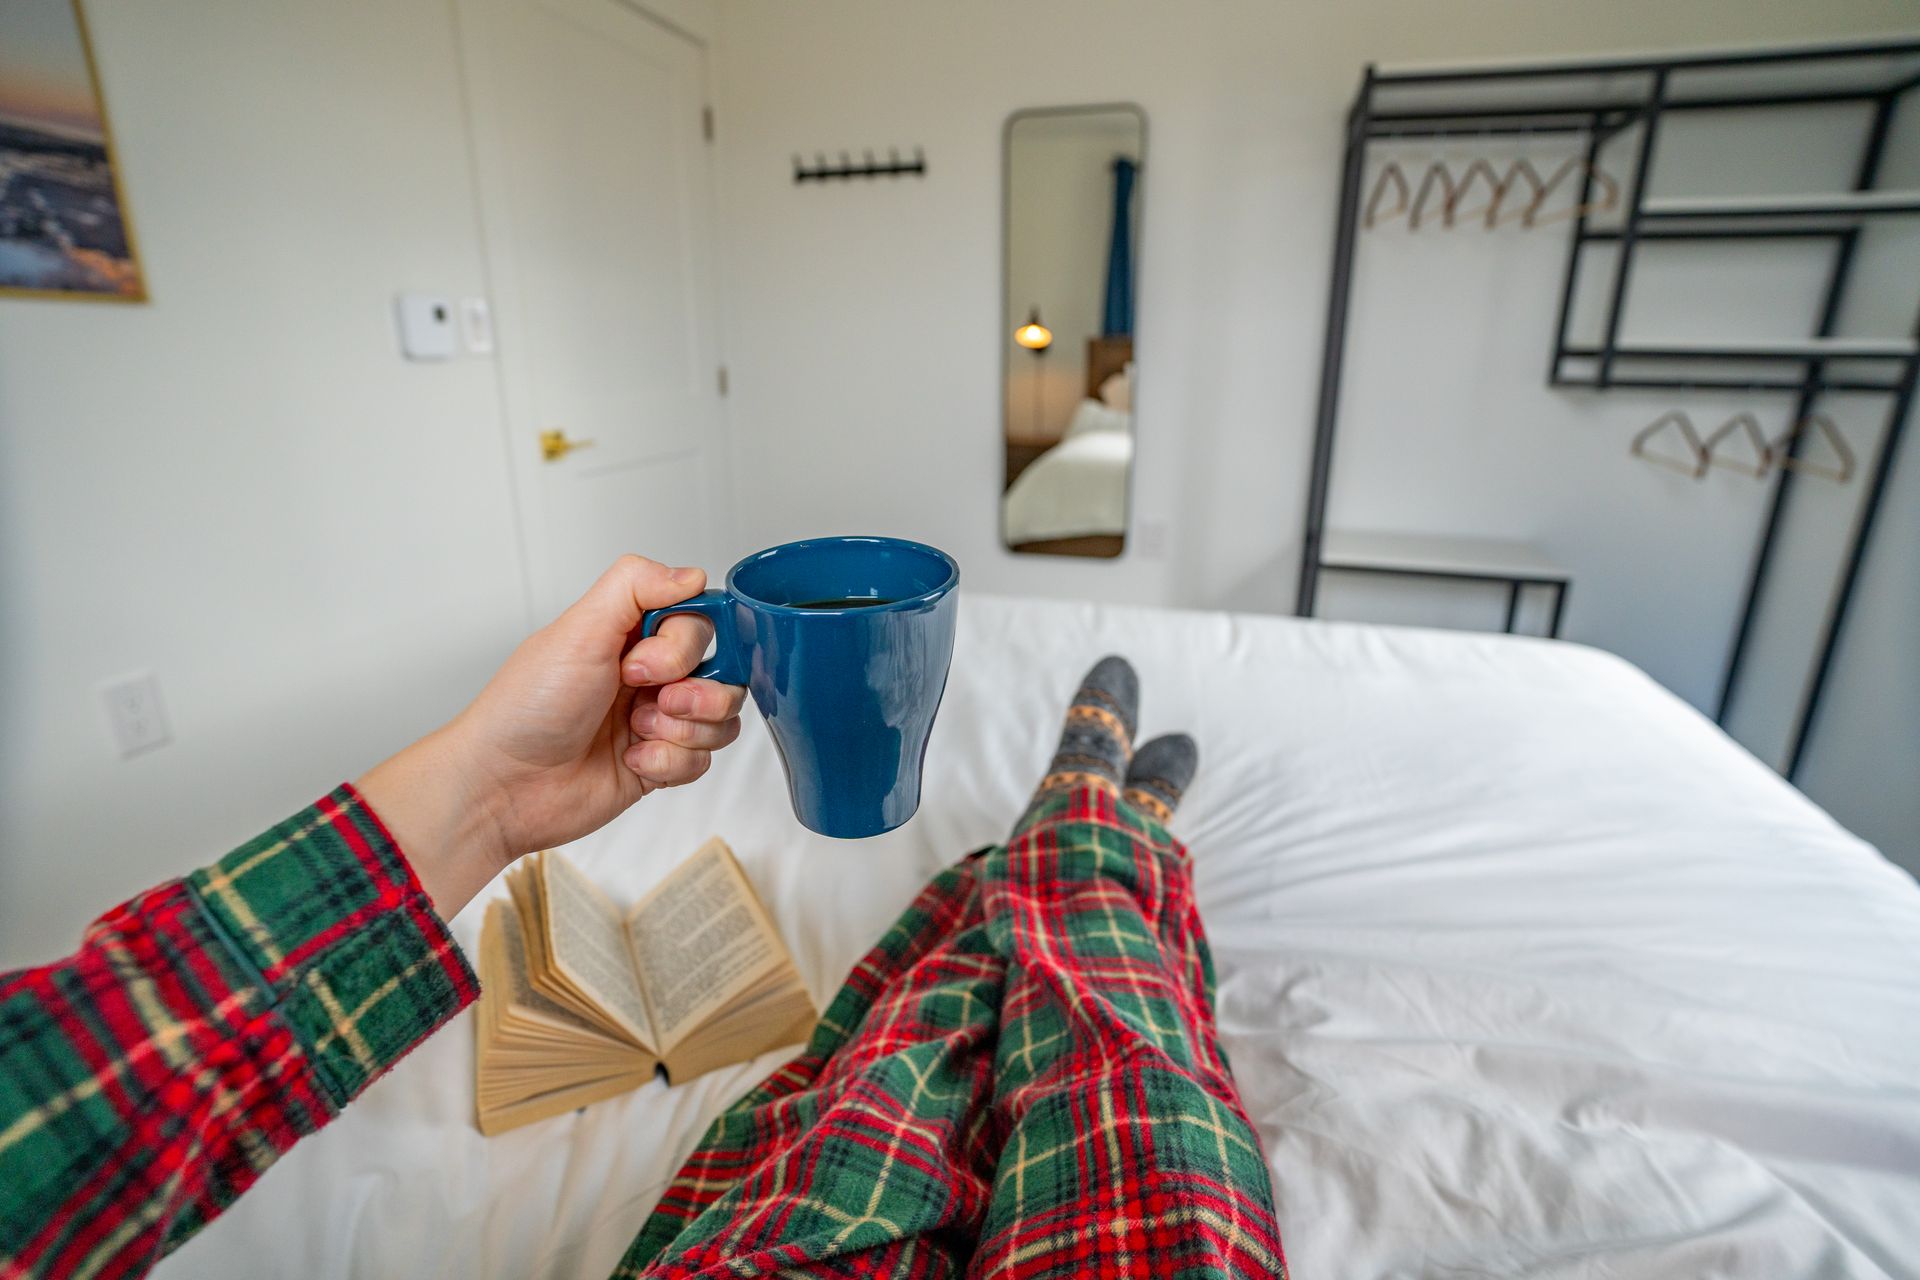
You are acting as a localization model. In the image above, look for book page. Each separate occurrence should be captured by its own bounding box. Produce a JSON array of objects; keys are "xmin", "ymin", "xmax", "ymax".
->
[
  {"xmin": 626, "ymin": 838, "xmax": 783, "ymax": 1053},
  {"xmin": 540, "ymin": 853, "xmax": 654, "ymax": 1049},
  {"xmin": 491, "ymin": 899, "xmax": 605, "ymax": 1036}
]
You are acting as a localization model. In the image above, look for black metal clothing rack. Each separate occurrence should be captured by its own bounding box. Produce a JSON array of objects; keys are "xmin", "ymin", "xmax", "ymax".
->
[{"xmin": 1297, "ymin": 37, "xmax": 1920, "ymax": 780}]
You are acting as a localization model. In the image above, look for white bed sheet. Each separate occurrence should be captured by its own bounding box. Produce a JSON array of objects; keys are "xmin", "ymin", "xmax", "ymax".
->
[
  {"xmin": 159, "ymin": 594, "xmax": 1920, "ymax": 1280},
  {"xmin": 1001, "ymin": 426, "xmax": 1132, "ymax": 544}
]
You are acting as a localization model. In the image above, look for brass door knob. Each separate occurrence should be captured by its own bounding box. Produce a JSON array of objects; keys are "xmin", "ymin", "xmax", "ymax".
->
[{"xmin": 539, "ymin": 429, "xmax": 595, "ymax": 462}]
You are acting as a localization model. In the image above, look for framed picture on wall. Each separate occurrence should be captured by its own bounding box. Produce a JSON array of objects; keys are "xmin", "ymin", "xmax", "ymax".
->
[{"xmin": 0, "ymin": 0, "xmax": 145, "ymax": 302}]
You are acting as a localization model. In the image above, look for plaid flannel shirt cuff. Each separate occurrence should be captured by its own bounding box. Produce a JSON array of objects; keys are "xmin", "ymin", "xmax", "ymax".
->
[{"xmin": 184, "ymin": 783, "xmax": 479, "ymax": 1107}]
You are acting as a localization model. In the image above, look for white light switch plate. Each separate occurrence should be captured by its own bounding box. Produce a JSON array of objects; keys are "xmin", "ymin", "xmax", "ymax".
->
[
  {"xmin": 394, "ymin": 292, "xmax": 457, "ymax": 361},
  {"xmin": 100, "ymin": 671, "xmax": 171, "ymax": 758},
  {"xmin": 461, "ymin": 296, "xmax": 495, "ymax": 354}
]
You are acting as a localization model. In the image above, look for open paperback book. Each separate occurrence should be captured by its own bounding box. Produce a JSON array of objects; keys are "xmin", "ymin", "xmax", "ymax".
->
[{"xmin": 474, "ymin": 837, "xmax": 816, "ymax": 1136}]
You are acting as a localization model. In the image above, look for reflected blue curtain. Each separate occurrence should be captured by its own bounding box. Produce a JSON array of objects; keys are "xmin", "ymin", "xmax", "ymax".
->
[{"xmin": 1101, "ymin": 156, "xmax": 1137, "ymax": 337}]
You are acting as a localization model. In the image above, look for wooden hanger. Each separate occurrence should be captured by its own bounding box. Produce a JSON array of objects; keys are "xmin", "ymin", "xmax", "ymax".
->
[
  {"xmin": 1769, "ymin": 411, "xmax": 1856, "ymax": 484},
  {"xmin": 1526, "ymin": 156, "xmax": 1621, "ymax": 226},
  {"xmin": 1445, "ymin": 158, "xmax": 1506, "ymax": 228},
  {"xmin": 1364, "ymin": 160, "xmax": 1410, "ymax": 228},
  {"xmin": 1409, "ymin": 161, "xmax": 1459, "ymax": 231},
  {"xmin": 1701, "ymin": 411, "xmax": 1774, "ymax": 478},
  {"xmin": 1631, "ymin": 410, "xmax": 1707, "ymax": 479},
  {"xmin": 1486, "ymin": 158, "xmax": 1549, "ymax": 228}
]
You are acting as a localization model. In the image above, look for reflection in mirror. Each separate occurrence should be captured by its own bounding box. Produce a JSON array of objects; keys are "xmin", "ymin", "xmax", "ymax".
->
[{"xmin": 1001, "ymin": 105, "xmax": 1143, "ymax": 558}]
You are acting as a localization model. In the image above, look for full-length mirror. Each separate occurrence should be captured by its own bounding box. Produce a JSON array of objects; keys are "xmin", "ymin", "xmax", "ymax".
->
[{"xmin": 1001, "ymin": 105, "xmax": 1143, "ymax": 558}]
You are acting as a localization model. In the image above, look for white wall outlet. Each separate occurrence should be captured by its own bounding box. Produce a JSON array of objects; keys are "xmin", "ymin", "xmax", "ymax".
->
[
  {"xmin": 100, "ymin": 671, "xmax": 171, "ymax": 758},
  {"xmin": 460, "ymin": 296, "xmax": 495, "ymax": 354},
  {"xmin": 394, "ymin": 292, "xmax": 457, "ymax": 361}
]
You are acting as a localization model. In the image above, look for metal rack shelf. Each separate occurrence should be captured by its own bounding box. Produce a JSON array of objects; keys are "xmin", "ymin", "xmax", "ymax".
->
[
  {"xmin": 1320, "ymin": 532, "xmax": 1572, "ymax": 636},
  {"xmin": 1562, "ymin": 338, "xmax": 1920, "ymax": 361},
  {"xmin": 1640, "ymin": 190, "xmax": 1920, "ymax": 221},
  {"xmin": 1299, "ymin": 36, "xmax": 1920, "ymax": 782}
]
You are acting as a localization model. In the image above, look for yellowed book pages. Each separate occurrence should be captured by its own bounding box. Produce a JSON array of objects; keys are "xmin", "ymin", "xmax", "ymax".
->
[
  {"xmin": 503, "ymin": 862, "xmax": 545, "ymax": 974},
  {"xmin": 475, "ymin": 840, "xmax": 818, "ymax": 1131},
  {"xmin": 475, "ymin": 902, "xmax": 659, "ymax": 1134},
  {"xmin": 663, "ymin": 993, "xmax": 817, "ymax": 1084},
  {"xmin": 540, "ymin": 851, "xmax": 655, "ymax": 1050},
  {"xmin": 624, "ymin": 837, "xmax": 787, "ymax": 1056},
  {"xmin": 484, "ymin": 901, "xmax": 646, "ymax": 1079},
  {"xmin": 490, "ymin": 898, "xmax": 626, "ymax": 1044},
  {"xmin": 476, "ymin": 1069, "xmax": 654, "ymax": 1137},
  {"xmin": 503, "ymin": 859, "xmax": 635, "ymax": 1046}
]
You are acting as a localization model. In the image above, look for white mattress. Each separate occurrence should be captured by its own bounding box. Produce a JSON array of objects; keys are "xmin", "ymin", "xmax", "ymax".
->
[{"xmin": 159, "ymin": 594, "xmax": 1920, "ymax": 1280}]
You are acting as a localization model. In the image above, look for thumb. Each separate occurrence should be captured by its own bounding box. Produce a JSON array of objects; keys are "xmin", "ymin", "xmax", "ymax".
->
[{"xmin": 562, "ymin": 555, "xmax": 706, "ymax": 660}]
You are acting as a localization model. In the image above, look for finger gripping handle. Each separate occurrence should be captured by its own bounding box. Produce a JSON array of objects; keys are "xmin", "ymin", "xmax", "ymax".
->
[{"xmin": 640, "ymin": 590, "xmax": 746, "ymax": 685}]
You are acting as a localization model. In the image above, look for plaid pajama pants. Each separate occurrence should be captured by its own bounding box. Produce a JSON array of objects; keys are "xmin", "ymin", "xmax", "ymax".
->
[{"xmin": 616, "ymin": 784, "xmax": 1287, "ymax": 1279}]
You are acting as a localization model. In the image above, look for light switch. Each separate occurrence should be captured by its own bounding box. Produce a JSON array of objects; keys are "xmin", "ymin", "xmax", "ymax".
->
[
  {"xmin": 100, "ymin": 671, "xmax": 172, "ymax": 758},
  {"xmin": 461, "ymin": 296, "xmax": 495, "ymax": 354},
  {"xmin": 394, "ymin": 292, "xmax": 457, "ymax": 361}
]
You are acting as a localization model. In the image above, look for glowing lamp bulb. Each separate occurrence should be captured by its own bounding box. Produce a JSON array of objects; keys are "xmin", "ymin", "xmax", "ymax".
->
[{"xmin": 1014, "ymin": 308, "xmax": 1052, "ymax": 351}]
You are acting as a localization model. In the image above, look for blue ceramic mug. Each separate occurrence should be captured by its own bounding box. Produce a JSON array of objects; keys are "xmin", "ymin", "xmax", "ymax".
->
[{"xmin": 640, "ymin": 536, "xmax": 960, "ymax": 839}]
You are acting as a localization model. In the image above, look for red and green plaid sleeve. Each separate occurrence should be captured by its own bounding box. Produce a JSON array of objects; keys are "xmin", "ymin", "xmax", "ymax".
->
[{"xmin": 0, "ymin": 784, "xmax": 478, "ymax": 1280}]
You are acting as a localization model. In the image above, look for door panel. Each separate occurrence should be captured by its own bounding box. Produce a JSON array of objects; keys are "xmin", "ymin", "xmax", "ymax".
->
[{"xmin": 461, "ymin": 0, "xmax": 728, "ymax": 618}]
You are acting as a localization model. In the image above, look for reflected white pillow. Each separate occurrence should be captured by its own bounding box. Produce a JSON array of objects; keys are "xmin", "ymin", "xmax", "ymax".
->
[
  {"xmin": 1098, "ymin": 366, "xmax": 1133, "ymax": 411},
  {"xmin": 1063, "ymin": 398, "xmax": 1131, "ymax": 439}
]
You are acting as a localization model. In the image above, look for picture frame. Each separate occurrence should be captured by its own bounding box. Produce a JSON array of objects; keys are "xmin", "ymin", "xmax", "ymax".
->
[{"xmin": 0, "ymin": 0, "xmax": 147, "ymax": 302}]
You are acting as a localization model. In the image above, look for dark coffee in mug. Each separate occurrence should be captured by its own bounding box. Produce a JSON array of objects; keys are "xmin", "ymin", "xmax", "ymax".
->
[{"xmin": 788, "ymin": 596, "xmax": 901, "ymax": 610}]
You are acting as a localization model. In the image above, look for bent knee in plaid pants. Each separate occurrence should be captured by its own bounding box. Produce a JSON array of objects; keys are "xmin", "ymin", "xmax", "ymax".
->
[{"xmin": 617, "ymin": 784, "xmax": 1287, "ymax": 1279}]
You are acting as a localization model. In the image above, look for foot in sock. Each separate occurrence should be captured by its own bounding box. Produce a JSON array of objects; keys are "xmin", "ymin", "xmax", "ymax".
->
[
  {"xmin": 1019, "ymin": 656, "xmax": 1138, "ymax": 825},
  {"xmin": 1123, "ymin": 733, "xmax": 1197, "ymax": 825}
]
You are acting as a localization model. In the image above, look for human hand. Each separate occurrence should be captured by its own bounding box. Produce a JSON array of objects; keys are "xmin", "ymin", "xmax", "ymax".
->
[{"xmin": 358, "ymin": 555, "xmax": 748, "ymax": 915}]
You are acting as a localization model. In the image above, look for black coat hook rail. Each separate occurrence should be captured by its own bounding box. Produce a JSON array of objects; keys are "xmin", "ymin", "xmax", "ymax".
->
[{"xmin": 793, "ymin": 147, "xmax": 926, "ymax": 184}]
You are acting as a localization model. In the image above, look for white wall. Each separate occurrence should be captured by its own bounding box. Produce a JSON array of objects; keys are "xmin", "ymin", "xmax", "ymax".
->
[
  {"xmin": 710, "ymin": 1, "xmax": 1920, "ymax": 867},
  {"xmin": 0, "ymin": 0, "xmax": 716, "ymax": 966}
]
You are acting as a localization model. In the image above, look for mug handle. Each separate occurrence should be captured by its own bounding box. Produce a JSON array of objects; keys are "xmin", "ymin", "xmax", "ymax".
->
[{"xmin": 639, "ymin": 590, "xmax": 747, "ymax": 685}]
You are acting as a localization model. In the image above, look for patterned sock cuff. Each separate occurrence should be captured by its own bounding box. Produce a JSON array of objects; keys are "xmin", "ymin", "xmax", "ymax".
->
[{"xmin": 1122, "ymin": 734, "xmax": 1198, "ymax": 826}]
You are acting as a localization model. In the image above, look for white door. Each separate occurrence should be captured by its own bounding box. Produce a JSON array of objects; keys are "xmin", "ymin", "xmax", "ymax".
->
[{"xmin": 459, "ymin": 0, "xmax": 730, "ymax": 620}]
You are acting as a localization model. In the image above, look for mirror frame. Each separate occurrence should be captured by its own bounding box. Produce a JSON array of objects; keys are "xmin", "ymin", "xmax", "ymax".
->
[{"xmin": 999, "ymin": 102, "xmax": 1146, "ymax": 560}]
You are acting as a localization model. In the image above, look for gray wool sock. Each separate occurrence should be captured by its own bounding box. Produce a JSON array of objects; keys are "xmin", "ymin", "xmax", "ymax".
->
[
  {"xmin": 1019, "ymin": 656, "xmax": 1139, "ymax": 825},
  {"xmin": 1123, "ymin": 733, "xmax": 1198, "ymax": 825}
]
